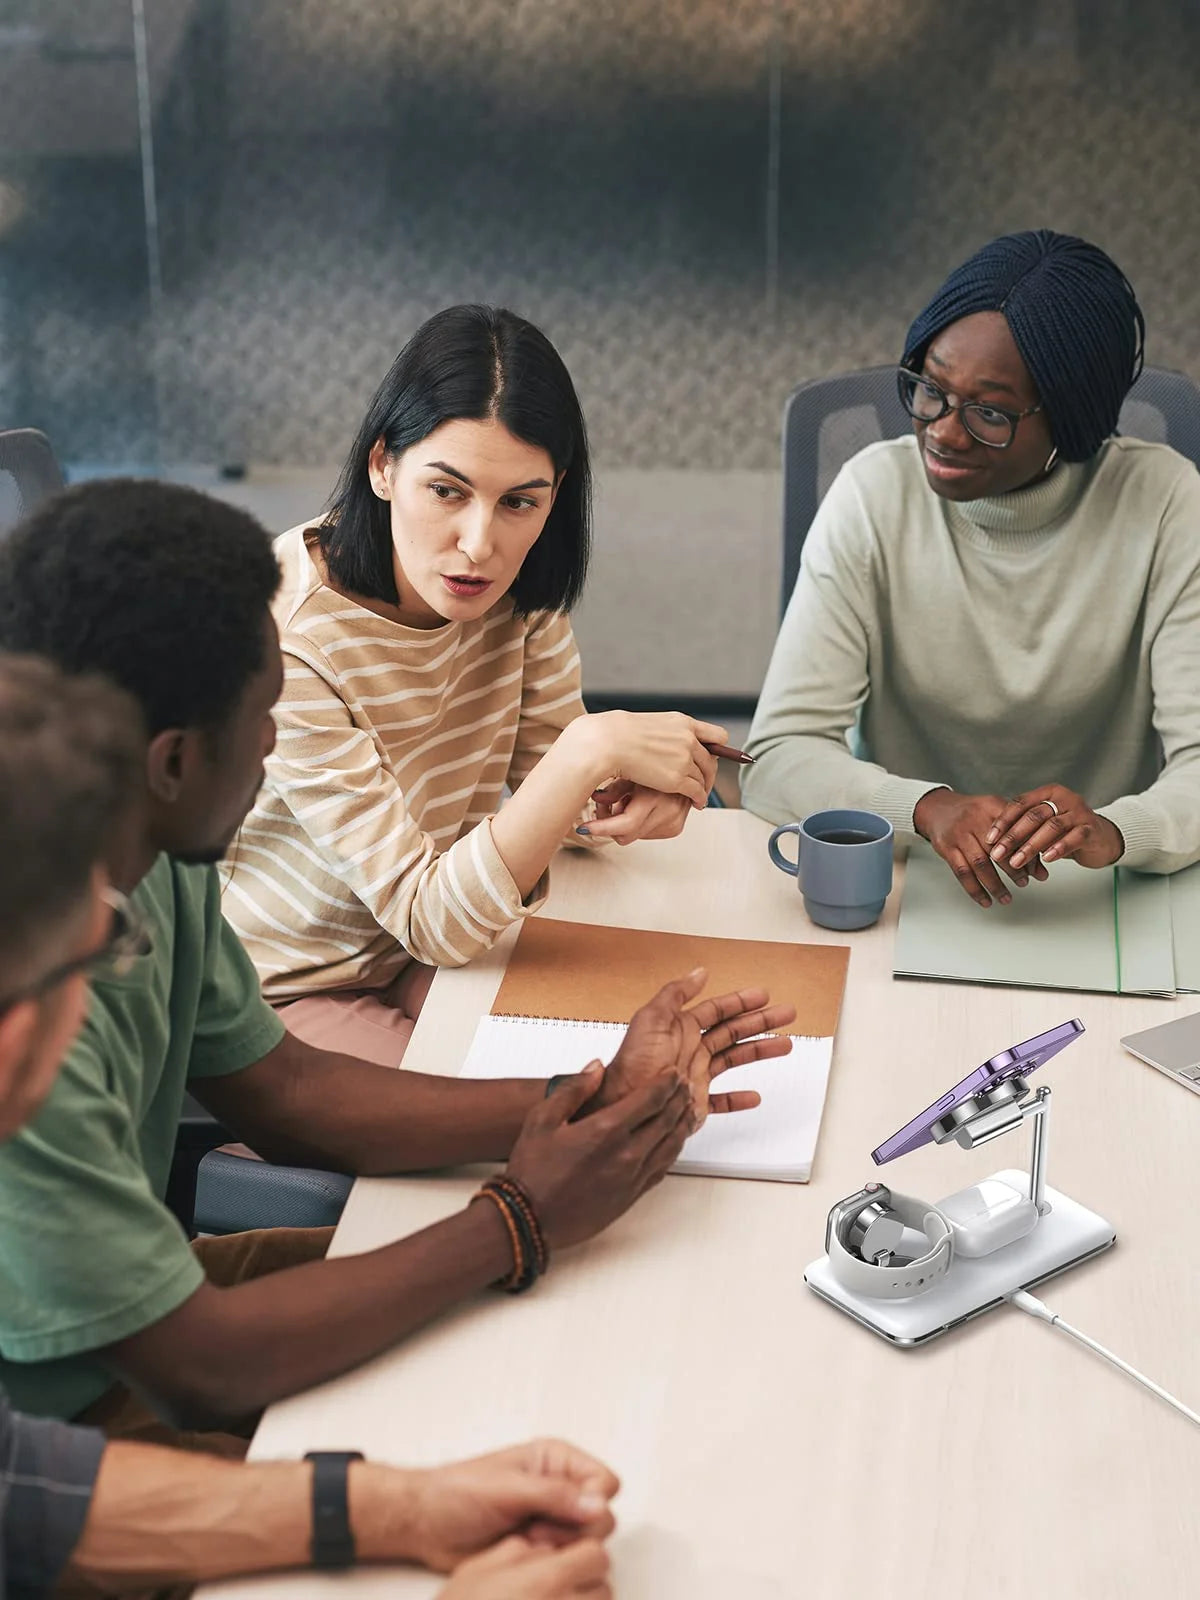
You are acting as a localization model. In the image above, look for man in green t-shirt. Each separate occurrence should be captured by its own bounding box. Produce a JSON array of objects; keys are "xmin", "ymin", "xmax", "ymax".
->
[
  {"xmin": 0, "ymin": 650, "xmax": 624, "ymax": 1599},
  {"xmin": 0, "ymin": 480, "xmax": 792, "ymax": 1451}
]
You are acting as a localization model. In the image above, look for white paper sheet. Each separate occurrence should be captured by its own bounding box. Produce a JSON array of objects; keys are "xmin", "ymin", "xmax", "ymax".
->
[{"xmin": 459, "ymin": 1015, "xmax": 834, "ymax": 1182}]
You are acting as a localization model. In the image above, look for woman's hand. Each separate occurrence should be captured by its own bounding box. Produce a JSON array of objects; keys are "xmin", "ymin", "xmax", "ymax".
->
[
  {"xmin": 386, "ymin": 1440, "xmax": 618, "ymax": 1573},
  {"xmin": 581, "ymin": 781, "xmax": 693, "ymax": 844},
  {"xmin": 580, "ymin": 711, "xmax": 724, "ymax": 809},
  {"xmin": 985, "ymin": 785, "xmax": 1125, "ymax": 872},
  {"xmin": 492, "ymin": 714, "xmax": 719, "ymax": 900},
  {"xmin": 592, "ymin": 968, "xmax": 796, "ymax": 1126},
  {"xmin": 914, "ymin": 787, "xmax": 1049, "ymax": 907},
  {"xmin": 439, "ymin": 1534, "xmax": 611, "ymax": 1598}
]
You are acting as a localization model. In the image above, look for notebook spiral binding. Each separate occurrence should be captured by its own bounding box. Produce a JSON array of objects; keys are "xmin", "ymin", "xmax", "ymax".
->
[{"xmin": 487, "ymin": 1014, "xmax": 819, "ymax": 1042}]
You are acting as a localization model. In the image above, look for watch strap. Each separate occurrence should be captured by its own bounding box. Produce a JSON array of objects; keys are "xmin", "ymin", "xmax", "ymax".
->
[
  {"xmin": 304, "ymin": 1450, "xmax": 364, "ymax": 1569},
  {"xmin": 828, "ymin": 1189, "xmax": 953, "ymax": 1301}
]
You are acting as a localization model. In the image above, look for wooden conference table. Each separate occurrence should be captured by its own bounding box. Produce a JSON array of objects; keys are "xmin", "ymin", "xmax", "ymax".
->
[{"xmin": 204, "ymin": 811, "xmax": 1200, "ymax": 1600}]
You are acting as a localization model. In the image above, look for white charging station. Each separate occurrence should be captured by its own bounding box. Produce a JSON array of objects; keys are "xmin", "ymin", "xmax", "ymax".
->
[{"xmin": 804, "ymin": 1083, "xmax": 1116, "ymax": 1345}]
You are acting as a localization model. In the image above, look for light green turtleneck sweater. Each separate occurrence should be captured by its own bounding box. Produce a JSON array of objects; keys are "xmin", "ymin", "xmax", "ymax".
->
[{"xmin": 742, "ymin": 434, "xmax": 1200, "ymax": 873}]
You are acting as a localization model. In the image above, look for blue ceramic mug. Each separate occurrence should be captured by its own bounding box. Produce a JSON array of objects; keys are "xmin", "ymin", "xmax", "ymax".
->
[{"xmin": 767, "ymin": 808, "xmax": 894, "ymax": 931}]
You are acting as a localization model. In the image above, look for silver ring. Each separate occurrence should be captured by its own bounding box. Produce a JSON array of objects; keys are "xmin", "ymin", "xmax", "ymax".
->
[{"xmin": 1042, "ymin": 799, "xmax": 1060, "ymax": 818}]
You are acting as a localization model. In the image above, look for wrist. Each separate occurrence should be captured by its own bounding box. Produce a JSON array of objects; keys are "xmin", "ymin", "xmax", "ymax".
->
[
  {"xmin": 473, "ymin": 1175, "xmax": 549, "ymax": 1292},
  {"xmin": 305, "ymin": 1451, "xmax": 366, "ymax": 1570},
  {"xmin": 560, "ymin": 713, "xmax": 618, "ymax": 788},
  {"xmin": 577, "ymin": 1070, "xmax": 615, "ymax": 1117},
  {"xmin": 461, "ymin": 1186, "xmax": 519, "ymax": 1282},
  {"xmin": 348, "ymin": 1462, "xmax": 423, "ymax": 1564},
  {"xmin": 545, "ymin": 1068, "xmax": 608, "ymax": 1117},
  {"xmin": 913, "ymin": 785, "xmax": 953, "ymax": 839}
]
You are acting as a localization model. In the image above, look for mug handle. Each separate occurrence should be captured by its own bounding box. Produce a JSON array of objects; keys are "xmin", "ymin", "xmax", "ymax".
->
[{"xmin": 767, "ymin": 823, "xmax": 803, "ymax": 878}]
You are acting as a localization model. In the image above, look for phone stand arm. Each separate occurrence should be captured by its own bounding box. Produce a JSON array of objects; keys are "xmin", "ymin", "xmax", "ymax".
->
[
  {"xmin": 1024, "ymin": 1086, "xmax": 1052, "ymax": 1216},
  {"xmin": 942, "ymin": 1081, "xmax": 1053, "ymax": 1217}
]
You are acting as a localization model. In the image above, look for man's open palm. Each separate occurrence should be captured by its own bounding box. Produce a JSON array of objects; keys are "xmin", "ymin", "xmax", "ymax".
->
[{"xmin": 599, "ymin": 968, "xmax": 795, "ymax": 1125}]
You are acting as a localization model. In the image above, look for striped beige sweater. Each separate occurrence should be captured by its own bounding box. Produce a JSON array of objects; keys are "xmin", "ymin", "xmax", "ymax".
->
[{"xmin": 221, "ymin": 524, "xmax": 591, "ymax": 998}]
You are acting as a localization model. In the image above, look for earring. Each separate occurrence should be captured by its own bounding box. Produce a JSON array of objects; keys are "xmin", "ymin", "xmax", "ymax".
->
[{"xmin": 1044, "ymin": 446, "xmax": 1059, "ymax": 473}]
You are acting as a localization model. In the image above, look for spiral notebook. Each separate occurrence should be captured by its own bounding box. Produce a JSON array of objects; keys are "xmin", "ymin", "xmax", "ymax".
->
[{"xmin": 459, "ymin": 918, "xmax": 850, "ymax": 1182}]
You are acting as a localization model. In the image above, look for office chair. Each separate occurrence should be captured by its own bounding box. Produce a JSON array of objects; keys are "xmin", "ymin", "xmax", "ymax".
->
[
  {"xmin": 192, "ymin": 1148, "xmax": 354, "ymax": 1234},
  {"xmin": 172, "ymin": 1098, "xmax": 353, "ymax": 1236},
  {"xmin": 0, "ymin": 427, "xmax": 352, "ymax": 1235},
  {"xmin": 780, "ymin": 363, "xmax": 1200, "ymax": 616}
]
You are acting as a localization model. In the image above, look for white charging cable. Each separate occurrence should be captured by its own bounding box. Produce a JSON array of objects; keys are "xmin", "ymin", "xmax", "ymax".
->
[{"xmin": 1009, "ymin": 1290, "xmax": 1200, "ymax": 1428}]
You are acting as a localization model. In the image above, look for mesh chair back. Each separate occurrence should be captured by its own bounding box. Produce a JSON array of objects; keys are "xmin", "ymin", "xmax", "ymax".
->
[
  {"xmin": 780, "ymin": 366, "xmax": 906, "ymax": 615},
  {"xmin": 1115, "ymin": 366, "xmax": 1200, "ymax": 464},
  {"xmin": 0, "ymin": 429, "xmax": 65, "ymax": 538},
  {"xmin": 779, "ymin": 364, "xmax": 1200, "ymax": 617}
]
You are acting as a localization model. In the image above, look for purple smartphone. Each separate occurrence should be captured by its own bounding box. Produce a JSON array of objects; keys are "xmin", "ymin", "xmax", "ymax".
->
[{"xmin": 871, "ymin": 1018, "xmax": 1085, "ymax": 1166}]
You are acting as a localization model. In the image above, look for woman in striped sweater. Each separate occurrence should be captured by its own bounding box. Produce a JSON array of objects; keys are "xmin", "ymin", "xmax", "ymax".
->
[{"xmin": 222, "ymin": 305, "xmax": 727, "ymax": 1061}]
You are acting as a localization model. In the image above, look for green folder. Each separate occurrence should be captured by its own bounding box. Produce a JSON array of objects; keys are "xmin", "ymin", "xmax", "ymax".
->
[{"xmin": 895, "ymin": 844, "xmax": 1177, "ymax": 997}]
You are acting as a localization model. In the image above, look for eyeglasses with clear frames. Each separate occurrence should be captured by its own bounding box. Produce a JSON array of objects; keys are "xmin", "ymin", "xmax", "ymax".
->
[
  {"xmin": 896, "ymin": 366, "xmax": 1042, "ymax": 449},
  {"xmin": 0, "ymin": 888, "xmax": 151, "ymax": 1015}
]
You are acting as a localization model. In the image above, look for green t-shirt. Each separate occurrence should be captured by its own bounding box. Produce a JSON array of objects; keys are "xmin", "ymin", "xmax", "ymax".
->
[{"xmin": 0, "ymin": 855, "xmax": 285, "ymax": 1419}]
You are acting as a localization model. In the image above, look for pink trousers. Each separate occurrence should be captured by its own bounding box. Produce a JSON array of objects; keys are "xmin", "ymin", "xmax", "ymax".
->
[{"xmin": 272, "ymin": 964, "xmax": 435, "ymax": 1067}]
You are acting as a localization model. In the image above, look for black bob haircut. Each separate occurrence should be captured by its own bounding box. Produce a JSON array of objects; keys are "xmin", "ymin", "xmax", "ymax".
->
[
  {"xmin": 0, "ymin": 479, "xmax": 280, "ymax": 737},
  {"xmin": 902, "ymin": 229, "xmax": 1145, "ymax": 463},
  {"xmin": 320, "ymin": 304, "xmax": 592, "ymax": 614}
]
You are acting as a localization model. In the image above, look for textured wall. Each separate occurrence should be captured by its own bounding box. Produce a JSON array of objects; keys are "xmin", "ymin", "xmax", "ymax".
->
[
  {"xmin": 1, "ymin": 3, "xmax": 1198, "ymax": 695},
  {"xmin": 1, "ymin": 0, "xmax": 1198, "ymax": 472}
]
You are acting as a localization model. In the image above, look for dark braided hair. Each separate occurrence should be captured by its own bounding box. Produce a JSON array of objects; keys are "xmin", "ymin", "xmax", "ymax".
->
[{"xmin": 902, "ymin": 231, "xmax": 1145, "ymax": 462}]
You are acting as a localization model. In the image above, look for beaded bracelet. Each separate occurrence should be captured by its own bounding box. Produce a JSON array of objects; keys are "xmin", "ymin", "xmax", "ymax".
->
[
  {"xmin": 473, "ymin": 1186, "xmax": 528, "ymax": 1292},
  {"xmin": 472, "ymin": 1176, "xmax": 549, "ymax": 1294},
  {"xmin": 490, "ymin": 1177, "xmax": 544, "ymax": 1288},
  {"xmin": 489, "ymin": 1175, "xmax": 549, "ymax": 1279}
]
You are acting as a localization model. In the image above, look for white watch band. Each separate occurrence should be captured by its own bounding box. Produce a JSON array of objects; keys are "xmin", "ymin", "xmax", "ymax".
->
[{"xmin": 827, "ymin": 1189, "xmax": 953, "ymax": 1300}]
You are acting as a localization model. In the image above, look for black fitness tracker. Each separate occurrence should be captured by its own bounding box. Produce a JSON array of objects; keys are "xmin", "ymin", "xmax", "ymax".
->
[{"xmin": 304, "ymin": 1449, "xmax": 365, "ymax": 1569}]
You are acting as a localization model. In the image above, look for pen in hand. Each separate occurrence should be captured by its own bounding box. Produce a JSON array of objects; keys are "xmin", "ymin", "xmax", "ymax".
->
[{"xmin": 703, "ymin": 742, "xmax": 755, "ymax": 766}]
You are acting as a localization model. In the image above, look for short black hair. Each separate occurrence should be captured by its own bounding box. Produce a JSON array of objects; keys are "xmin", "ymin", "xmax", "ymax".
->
[
  {"xmin": 321, "ymin": 304, "xmax": 592, "ymax": 615},
  {"xmin": 902, "ymin": 230, "xmax": 1145, "ymax": 463},
  {"xmin": 0, "ymin": 653, "xmax": 143, "ymax": 979},
  {"xmin": 0, "ymin": 480, "xmax": 280, "ymax": 736}
]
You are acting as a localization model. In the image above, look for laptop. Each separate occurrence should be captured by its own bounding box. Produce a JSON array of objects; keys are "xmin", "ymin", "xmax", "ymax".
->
[{"xmin": 1120, "ymin": 1013, "xmax": 1200, "ymax": 1097}]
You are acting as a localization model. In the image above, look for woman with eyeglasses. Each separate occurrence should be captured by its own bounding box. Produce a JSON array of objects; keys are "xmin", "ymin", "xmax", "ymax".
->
[
  {"xmin": 222, "ymin": 304, "xmax": 726, "ymax": 1057},
  {"xmin": 743, "ymin": 229, "xmax": 1200, "ymax": 907}
]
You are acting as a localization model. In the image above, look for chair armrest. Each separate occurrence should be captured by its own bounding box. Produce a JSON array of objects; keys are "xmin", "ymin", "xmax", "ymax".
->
[{"xmin": 194, "ymin": 1151, "xmax": 354, "ymax": 1235}]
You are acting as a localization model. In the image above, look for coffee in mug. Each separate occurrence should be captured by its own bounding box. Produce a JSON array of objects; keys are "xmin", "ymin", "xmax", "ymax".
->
[{"xmin": 767, "ymin": 809, "xmax": 894, "ymax": 931}]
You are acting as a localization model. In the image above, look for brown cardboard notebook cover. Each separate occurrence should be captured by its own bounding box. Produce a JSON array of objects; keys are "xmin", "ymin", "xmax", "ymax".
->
[{"xmin": 492, "ymin": 918, "xmax": 849, "ymax": 1037}]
